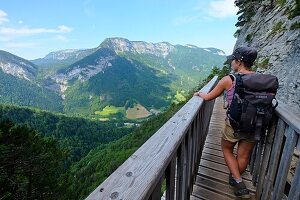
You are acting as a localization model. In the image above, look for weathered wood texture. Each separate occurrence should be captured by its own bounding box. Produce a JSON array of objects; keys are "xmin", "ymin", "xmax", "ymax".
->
[
  {"xmin": 191, "ymin": 97, "xmax": 256, "ymax": 200},
  {"xmin": 84, "ymin": 75, "xmax": 299, "ymax": 200},
  {"xmin": 250, "ymin": 102, "xmax": 300, "ymax": 200},
  {"xmin": 85, "ymin": 77, "xmax": 218, "ymax": 200}
]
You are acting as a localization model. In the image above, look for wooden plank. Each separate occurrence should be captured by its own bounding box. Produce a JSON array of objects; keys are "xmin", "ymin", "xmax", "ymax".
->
[
  {"xmin": 202, "ymin": 147, "xmax": 224, "ymax": 158},
  {"xmin": 165, "ymin": 158, "xmax": 176, "ymax": 200},
  {"xmin": 261, "ymin": 119, "xmax": 286, "ymax": 200},
  {"xmin": 256, "ymin": 118, "xmax": 277, "ymax": 197},
  {"xmin": 199, "ymin": 159, "xmax": 229, "ymax": 174},
  {"xmin": 149, "ymin": 178, "xmax": 162, "ymax": 200},
  {"xmin": 190, "ymin": 195, "xmax": 204, "ymax": 200},
  {"xmin": 195, "ymin": 175, "xmax": 235, "ymax": 199},
  {"xmin": 204, "ymin": 143, "xmax": 222, "ymax": 151},
  {"xmin": 275, "ymin": 102, "xmax": 300, "ymax": 134},
  {"xmin": 197, "ymin": 166, "xmax": 255, "ymax": 192},
  {"xmin": 205, "ymin": 140, "xmax": 221, "ymax": 146},
  {"xmin": 192, "ymin": 183, "xmax": 232, "ymax": 200},
  {"xmin": 272, "ymin": 127, "xmax": 298, "ymax": 200},
  {"xmin": 176, "ymin": 138, "xmax": 187, "ymax": 200},
  {"xmin": 191, "ymin": 121, "xmax": 197, "ymax": 185},
  {"xmin": 288, "ymin": 155, "xmax": 300, "ymax": 200},
  {"xmin": 206, "ymin": 134, "xmax": 223, "ymax": 141},
  {"xmin": 186, "ymin": 129, "xmax": 193, "ymax": 197},
  {"xmin": 205, "ymin": 137, "xmax": 221, "ymax": 145},
  {"xmin": 252, "ymin": 140, "xmax": 264, "ymax": 185},
  {"xmin": 201, "ymin": 152, "xmax": 226, "ymax": 165}
]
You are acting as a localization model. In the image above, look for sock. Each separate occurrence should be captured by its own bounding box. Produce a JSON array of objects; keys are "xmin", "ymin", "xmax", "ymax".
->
[{"xmin": 234, "ymin": 178, "xmax": 242, "ymax": 183}]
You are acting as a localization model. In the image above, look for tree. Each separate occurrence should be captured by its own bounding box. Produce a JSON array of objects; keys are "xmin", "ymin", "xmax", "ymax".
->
[
  {"xmin": 235, "ymin": 0, "xmax": 261, "ymax": 27},
  {"xmin": 0, "ymin": 120, "xmax": 66, "ymax": 200}
]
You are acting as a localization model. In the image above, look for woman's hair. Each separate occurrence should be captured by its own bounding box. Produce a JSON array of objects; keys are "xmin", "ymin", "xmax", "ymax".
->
[{"xmin": 242, "ymin": 61, "xmax": 254, "ymax": 69}]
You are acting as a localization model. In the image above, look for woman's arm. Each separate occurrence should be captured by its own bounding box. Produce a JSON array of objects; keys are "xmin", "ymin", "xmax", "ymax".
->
[{"xmin": 194, "ymin": 76, "xmax": 231, "ymax": 101}]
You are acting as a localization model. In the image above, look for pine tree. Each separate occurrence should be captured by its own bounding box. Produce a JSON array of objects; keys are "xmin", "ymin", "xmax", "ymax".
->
[
  {"xmin": 0, "ymin": 120, "xmax": 66, "ymax": 199},
  {"xmin": 235, "ymin": 0, "xmax": 261, "ymax": 27}
]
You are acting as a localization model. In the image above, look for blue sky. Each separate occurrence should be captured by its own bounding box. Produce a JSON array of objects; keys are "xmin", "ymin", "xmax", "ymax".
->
[{"xmin": 0, "ymin": 0, "xmax": 238, "ymax": 60}]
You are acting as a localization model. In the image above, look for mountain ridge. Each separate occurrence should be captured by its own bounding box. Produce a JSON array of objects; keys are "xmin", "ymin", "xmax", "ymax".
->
[
  {"xmin": 0, "ymin": 50, "xmax": 37, "ymax": 81},
  {"xmin": 0, "ymin": 37, "xmax": 226, "ymax": 118}
]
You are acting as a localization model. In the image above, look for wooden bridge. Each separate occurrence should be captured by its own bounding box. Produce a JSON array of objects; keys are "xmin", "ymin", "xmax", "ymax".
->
[{"xmin": 86, "ymin": 77, "xmax": 300, "ymax": 200}]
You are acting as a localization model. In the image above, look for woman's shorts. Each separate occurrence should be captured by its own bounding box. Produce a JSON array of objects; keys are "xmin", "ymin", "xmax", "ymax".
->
[{"xmin": 223, "ymin": 118, "xmax": 257, "ymax": 144}]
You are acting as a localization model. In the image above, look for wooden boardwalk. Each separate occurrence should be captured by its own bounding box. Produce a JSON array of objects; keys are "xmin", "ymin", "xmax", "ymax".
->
[{"xmin": 190, "ymin": 97, "xmax": 256, "ymax": 200}]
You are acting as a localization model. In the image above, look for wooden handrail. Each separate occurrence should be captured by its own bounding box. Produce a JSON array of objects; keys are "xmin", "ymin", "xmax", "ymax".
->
[
  {"xmin": 250, "ymin": 101, "xmax": 300, "ymax": 200},
  {"xmin": 85, "ymin": 76, "xmax": 218, "ymax": 200}
]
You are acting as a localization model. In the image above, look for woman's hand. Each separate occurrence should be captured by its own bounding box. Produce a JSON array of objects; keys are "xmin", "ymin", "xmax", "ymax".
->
[
  {"xmin": 194, "ymin": 92, "xmax": 207, "ymax": 100},
  {"xmin": 193, "ymin": 92, "xmax": 200, "ymax": 96}
]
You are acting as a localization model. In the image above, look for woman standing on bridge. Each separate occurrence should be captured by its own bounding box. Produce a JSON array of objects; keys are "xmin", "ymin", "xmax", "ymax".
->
[{"xmin": 194, "ymin": 46, "xmax": 258, "ymax": 199}]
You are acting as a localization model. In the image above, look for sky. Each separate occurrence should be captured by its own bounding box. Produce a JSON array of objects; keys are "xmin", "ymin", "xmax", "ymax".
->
[{"xmin": 0, "ymin": 0, "xmax": 239, "ymax": 60}]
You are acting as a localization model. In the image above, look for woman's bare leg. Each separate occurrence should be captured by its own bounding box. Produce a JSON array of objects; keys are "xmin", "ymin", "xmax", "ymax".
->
[
  {"xmin": 221, "ymin": 138, "xmax": 241, "ymax": 179},
  {"xmin": 236, "ymin": 140, "xmax": 256, "ymax": 174}
]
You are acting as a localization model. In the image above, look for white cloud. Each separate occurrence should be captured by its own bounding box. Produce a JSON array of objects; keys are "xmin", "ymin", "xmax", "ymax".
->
[
  {"xmin": 0, "ymin": 25, "xmax": 72, "ymax": 36},
  {"xmin": 208, "ymin": 0, "xmax": 238, "ymax": 18},
  {"xmin": 0, "ymin": 10, "xmax": 9, "ymax": 24},
  {"xmin": 175, "ymin": 0, "xmax": 237, "ymax": 26},
  {"xmin": 57, "ymin": 25, "xmax": 72, "ymax": 33}
]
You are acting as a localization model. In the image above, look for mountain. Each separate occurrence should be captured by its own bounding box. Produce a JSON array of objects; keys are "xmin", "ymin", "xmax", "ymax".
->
[
  {"xmin": 31, "ymin": 48, "xmax": 97, "ymax": 77},
  {"xmin": 100, "ymin": 38, "xmax": 226, "ymax": 90},
  {"xmin": 0, "ymin": 50, "xmax": 37, "ymax": 81},
  {"xmin": 50, "ymin": 48, "xmax": 172, "ymax": 115},
  {"xmin": 43, "ymin": 38, "xmax": 226, "ymax": 118},
  {"xmin": 1, "ymin": 38, "xmax": 226, "ymax": 118},
  {"xmin": 0, "ymin": 50, "xmax": 63, "ymax": 112}
]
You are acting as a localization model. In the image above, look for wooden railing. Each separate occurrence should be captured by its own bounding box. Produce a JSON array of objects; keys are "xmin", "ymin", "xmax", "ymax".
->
[
  {"xmin": 85, "ymin": 77, "xmax": 218, "ymax": 200},
  {"xmin": 250, "ymin": 102, "xmax": 300, "ymax": 200}
]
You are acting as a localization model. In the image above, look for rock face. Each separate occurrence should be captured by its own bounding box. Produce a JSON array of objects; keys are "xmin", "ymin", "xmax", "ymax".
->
[
  {"xmin": 100, "ymin": 37, "xmax": 175, "ymax": 58},
  {"xmin": 234, "ymin": 0, "xmax": 300, "ymax": 108},
  {"xmin": 0, "ymin": 50, "xmax": 37, "ymax": 81}
]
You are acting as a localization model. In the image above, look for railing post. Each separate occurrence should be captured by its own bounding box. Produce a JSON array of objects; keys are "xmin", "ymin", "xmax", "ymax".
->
[
  {"xmin": 256, "ymin": 117, "xmax": 277, "ymax": 198},
  {"xmin": 149, "ymin": 178, "xmax": 162, "ymax": 200},
  {"xmin": 261, "ymin": 119, "xmax": 286, "ymax": 200},
  {"xmin": 272, "ymin": 127, "xmax": 298, "ymax": 200},
  {"xmin": 288, "ymin": 157, "xmax": 300, "ymax": 200},
  {"xmin": 252, "ymin": 139, "xmax": 264, "ymax": 185},
  {"xmin": 186, "ymin": 127, "xmax": 193, "ymax": 197},
  {"xmin": 166, "ymin": 158, "xmax": 176, "ymax": 200}
]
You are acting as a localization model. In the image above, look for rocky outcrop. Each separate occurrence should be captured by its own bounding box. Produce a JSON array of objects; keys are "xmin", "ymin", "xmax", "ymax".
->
[
  {"xmin": 0, "ymin": 50, "xmax": 37, "ymax": 81},
  {"xmin": 100, "ymin": 37, "xmax": 175, "ymax": 58},
  {"xmin": 235, "ymin": 0, "xmax": 300, "ymax": 108}
]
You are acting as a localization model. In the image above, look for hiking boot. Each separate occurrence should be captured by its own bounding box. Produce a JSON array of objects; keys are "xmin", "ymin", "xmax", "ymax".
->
[
  {"xmin": 234, "ymin": 181, "xmax": 250, "ymax": 199},
  {"xmin": 229, "ymin": 173, "xmax": 237, "ymax": 187}
]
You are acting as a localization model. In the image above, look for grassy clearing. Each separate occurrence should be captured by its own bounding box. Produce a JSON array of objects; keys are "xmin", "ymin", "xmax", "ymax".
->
[
  {"xmin": 126, "ymin": 104, "xmax": 151, "ymax": 119},
  {"xmin": 95, "ymin": 106, "xmax": 124, "ymax": 117}
]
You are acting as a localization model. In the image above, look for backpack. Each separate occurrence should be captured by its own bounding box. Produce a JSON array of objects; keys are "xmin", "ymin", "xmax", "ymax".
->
[{"xmin": 227, "ymin": 73, "xmax": 279, "ymax": 141}]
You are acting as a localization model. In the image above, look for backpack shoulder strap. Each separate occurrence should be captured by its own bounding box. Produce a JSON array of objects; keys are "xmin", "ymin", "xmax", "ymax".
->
[
  {"xmin": 232, "ymin": 73, "xmax": 245, "ymax": 94},
  {"xmin": 228, "ymin": 73, "xmax": 236, "ymax": 82}
]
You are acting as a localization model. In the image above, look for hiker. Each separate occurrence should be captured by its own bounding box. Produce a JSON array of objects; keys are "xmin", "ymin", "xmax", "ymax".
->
[{"xmin": 194, "ymin": 47, "xmax": 259, "ymax": 198}]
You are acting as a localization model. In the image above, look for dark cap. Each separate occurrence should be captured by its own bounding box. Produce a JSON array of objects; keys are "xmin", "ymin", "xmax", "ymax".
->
[{"xmin": 227, "ymin": 47, "xmax": 257, "ymax": 63}]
